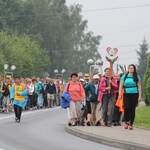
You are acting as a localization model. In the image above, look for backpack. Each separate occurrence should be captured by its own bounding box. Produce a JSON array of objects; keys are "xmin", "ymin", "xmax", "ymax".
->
[
  {"xmin": 39, "ymin": 83, "xmax": 45, "ymax": 96},
  {"xmin": 123, "ymin": 74, "xmax": 138, "ymax": 93},
  {"xmin": 3, "ymin": 84, "xmax": 11, "ymax": 96}
]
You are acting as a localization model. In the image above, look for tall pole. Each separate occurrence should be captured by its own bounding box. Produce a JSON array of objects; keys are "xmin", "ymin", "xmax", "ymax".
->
[{"xmin": 105, "ymin": 47, "xmax": 118, "ymax": 93}]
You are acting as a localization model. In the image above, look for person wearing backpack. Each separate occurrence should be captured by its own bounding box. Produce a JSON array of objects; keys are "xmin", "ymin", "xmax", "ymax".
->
[
  {"xmin": 2, "ymin": 78, "xmax": 11, "ymax": 113},
  {"xmin": 64, "ymin": 73, "xmax": 85, "ymax": 126},
  {"xmin": 119, "ymin": 64, "xmax": 142, "ymax": 130}
]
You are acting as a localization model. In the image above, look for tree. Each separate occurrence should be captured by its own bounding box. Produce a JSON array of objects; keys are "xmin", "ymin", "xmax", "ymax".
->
[
  {"xmin": 136, "ymin": 37, "xmax": 150, "ymax": 81},
  {"xmin": 143, "ymin": 56, "xmax": 150, "ymax": 105},
  {"xmin": 0, "ymin": 31, "xmax": 49, "ymax": 77},
  {"xmin": 0, "ymin": 0, "xmax": 102, "ymax": 78}
]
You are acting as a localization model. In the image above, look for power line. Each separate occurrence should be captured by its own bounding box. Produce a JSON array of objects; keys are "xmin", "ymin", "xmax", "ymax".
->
[
  {"xmin": 99, "ymin": 44, "xmax": 139, "ymax": 49},
  {"xmin": 83, "ymin": 4, "xmax": 150, "ymax": 12},
  {"xmin": 102, "ymin": 25, "xmax": 150, "ymax": 36},
  {"xmin": 51, "ymin": 43, "xmax": 140, "ymax": 53}
]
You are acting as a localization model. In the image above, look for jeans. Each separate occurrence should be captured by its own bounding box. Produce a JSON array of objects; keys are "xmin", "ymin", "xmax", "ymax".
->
[{"xmin": 102, "ymin": 94, "xmax": 115, "ymax": 124}]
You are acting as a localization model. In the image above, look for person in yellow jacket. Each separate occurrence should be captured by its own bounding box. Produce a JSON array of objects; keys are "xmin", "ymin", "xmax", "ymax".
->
[{"xmin": 10, "ymin": 77, "xmax": 28, "ymax": 122}]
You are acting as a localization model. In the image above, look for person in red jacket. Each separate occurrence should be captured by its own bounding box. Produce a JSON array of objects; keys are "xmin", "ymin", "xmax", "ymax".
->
[{"xmin": 98, "ymin": 68, "xmax": 118, "ymax": 127}]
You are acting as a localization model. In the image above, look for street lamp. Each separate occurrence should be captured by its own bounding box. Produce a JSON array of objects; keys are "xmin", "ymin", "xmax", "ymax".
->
[
  {"xmin": 54, "ymin": 69, "xmax": 66, "ymax": 78},
  {"xmin": 4, "ymin": 64, "xmax": 16, "ymax": 81},
  {"xmin": 87, "ymin": 59, "xmax": 103, "ymax": 75}
]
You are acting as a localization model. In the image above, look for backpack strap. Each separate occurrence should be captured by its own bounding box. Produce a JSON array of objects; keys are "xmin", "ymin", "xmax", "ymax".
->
[
  {"xmin": 67, "ymin": 82, "xmax": 70, "ymax": 92},
  {"xmin": 124, "ymin": 73, "xmax": 128, "ymax": 83}
]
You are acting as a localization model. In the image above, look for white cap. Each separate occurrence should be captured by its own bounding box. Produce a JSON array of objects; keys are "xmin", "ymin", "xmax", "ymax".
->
[
  {"xmin": 79, "ymin": 78, "xmax": 85, "ymax": 82},
  {"xmin": 93, "ymin": 74, "xmax": 99, "ymax": 79}
]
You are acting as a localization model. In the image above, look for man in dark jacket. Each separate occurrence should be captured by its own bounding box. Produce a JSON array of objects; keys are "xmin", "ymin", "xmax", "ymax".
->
[
  {"xmin": 46, "ymin": 78, "xmax": 56, "ymax": 108},
  {"xmin": 85, "ymin": 74, "xmax": 101, "ymax": 126}
]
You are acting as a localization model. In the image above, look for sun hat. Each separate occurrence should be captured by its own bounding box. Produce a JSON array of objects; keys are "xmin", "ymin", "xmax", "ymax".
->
[{"xmin": 84, "ymin": 73, "xmax": 90, "ymax": 80}]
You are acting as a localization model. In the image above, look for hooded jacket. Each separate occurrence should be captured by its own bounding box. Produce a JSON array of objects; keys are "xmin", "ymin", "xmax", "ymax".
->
[
  {"xmin": 98, "ymin": 76, "xmax": 118, "ymax": 102},
  {"xmin": 61, "ymin": 91, "xmax": 71, "ymax": 109}
]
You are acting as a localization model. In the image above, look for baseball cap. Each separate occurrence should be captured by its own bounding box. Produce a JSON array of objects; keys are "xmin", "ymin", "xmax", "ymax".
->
[
  {"xmin": 79, "ymin": 78, "xmax": 85, "ymax": 82},
  {"xmin": 93, "ymin": 74, "xmax": 99, "ymax": 79}
]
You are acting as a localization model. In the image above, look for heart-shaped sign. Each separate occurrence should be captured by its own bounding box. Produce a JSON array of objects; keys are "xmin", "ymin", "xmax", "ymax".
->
[{"xmin": 106, "ymin": 47, "xmax": 118, "ymax": 56}]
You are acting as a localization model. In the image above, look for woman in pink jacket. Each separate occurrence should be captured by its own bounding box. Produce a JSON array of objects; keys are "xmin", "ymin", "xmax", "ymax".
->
[
  {"xmin": 65, "ymin": 73, "xmax": 85, "ymax": 126},
  {"xmin": 98, "ymin": 68, "xmax": 118, "ymax": 127}
]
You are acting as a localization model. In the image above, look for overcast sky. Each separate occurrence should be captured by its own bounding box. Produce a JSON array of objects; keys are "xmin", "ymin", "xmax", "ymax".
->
[{"xmin": 66, "ymin": 0, "xmax": 150, "ymax": 73}]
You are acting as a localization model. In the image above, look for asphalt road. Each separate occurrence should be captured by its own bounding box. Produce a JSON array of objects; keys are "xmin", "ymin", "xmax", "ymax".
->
[{"xmin": 0, "ymin": 107, "xmax": 122, "ymax": 150}]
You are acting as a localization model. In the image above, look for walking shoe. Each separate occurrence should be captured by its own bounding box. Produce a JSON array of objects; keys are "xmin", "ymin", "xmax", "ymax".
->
[
  {"xmin": 100, "ymin": 120, "xmax": 105, "ymax": 126},
  {"xmin": 76, "ymin": 120, "xmax": 80, "ymax": 126},
  {"xmin": 68, "ymin": 122, "xmax": 72, "ymax": 126},
  {"xmin": 129, "ymin": 126, "xmax": 133, "ymax": 130},
  {"xmin": 72, "ymin": 122, "xmax": 77, "ymax": 126},
  {"xmin": 80, "ymin": 122, "xmax": 85, "ymax": 126},
  {"xmin": 107, "ymin": 123, "xmax": 112, "ymax": 127},
  {"xmin": 16, "ymin": 119, "xmax": 20, "ymax": 123},
  {"xmin": 87, "ymin": 121, "xmax": 91, "ymax": 126},
  {"xmin": 96, "ymin": 121, "xmax": 101, "ymax": 126},
  {"xmin": 15, "ymin": 118, "xmax": 20, "ymax": 123},
  {"xmin": 124, "ymin": 123, "xmax": 129, "ymax": 129}
]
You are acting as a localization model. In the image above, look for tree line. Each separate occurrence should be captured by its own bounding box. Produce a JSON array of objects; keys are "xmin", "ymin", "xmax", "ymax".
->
[{"xmin": 0, "ymin": 0, "xmax": 101, "ymax": 78}]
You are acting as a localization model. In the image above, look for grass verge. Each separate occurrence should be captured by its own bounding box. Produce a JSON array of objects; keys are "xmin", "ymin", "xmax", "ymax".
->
[{"xmin": 134, "ymin": 106, "xmax": 150, "ymax": 129}]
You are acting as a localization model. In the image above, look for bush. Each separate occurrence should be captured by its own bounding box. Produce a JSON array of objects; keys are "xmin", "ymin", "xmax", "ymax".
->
[{"xmin": 143, "ymin": 56, "xmax": 150, "ymax": 105}]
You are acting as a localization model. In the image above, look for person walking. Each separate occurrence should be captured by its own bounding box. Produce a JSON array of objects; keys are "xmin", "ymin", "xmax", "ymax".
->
[
  {"xmin": 65, "ymin": 73, "xmax": 85, "ymax": 126},
  {"xmin": 37, "ymin": 78, "xmax": 44, "ymax": 108},
  {"xmin": 27, "ymin": 78, "xmax": 35, "ymax": 110},
  {"xmin": 2, "ymin": 78, "xmax": 11, "ymax": 113},
  {"xmin": 119, "ymin": 64, "xmax": 142, "ymax": 130},
  {"xmin": 113, "ymin": 73, "xmax": 124, "ymax": 126},
  {"xmin": 32, "ymin": 78, "xmax": 41, "ymax": 109},
  {"xmin": 55, "ymin": 79, "xmax": 61, "ymax": 106},
  {"xmin": 85, "ymin": 74, "xmax": 101, "ymax": 126},
  {"xmin": 83, "ymin": 74, "xmax": 92, "ymax": 126},
  {"xmin": 10, "ymin": 77, "xmax": 28, "ymax": 122},
  {"xmin": 98, "ymin": 68, "xmax": 118, "ymax": 127},
  {"xmin": 0, "ymin": 76, "xmax": 4, "ymax": 111},
  {"xmin": 46, "ymin": 78, "xmax": 56, "ymax": 108}
]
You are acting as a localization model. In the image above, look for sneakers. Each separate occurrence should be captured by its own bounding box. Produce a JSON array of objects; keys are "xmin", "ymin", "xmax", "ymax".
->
[
  {"xmin": 68, "ymin": 122, "xmax": 72, "ymax": 126},
  {"xmin": 96, "ymin": 121, "xmax": 101, "ymax": 126},
  {"xmin": 129, "ymin": 126, "xmax": 133, "ymax": 130},
  {"xmin": 87, "ymin": 121, "xmax": 91, "ymax": 126},
  {"xmin": 107, "ymin": 123, "xmax": 112, "ymax": 127},
  {"xmin": 124, "ymin": 123, "xmax": 129, "ymax": 129},
  {"xmin": 15, "ymin": 118, "xmax": 20, "ymax": 123},
  {"xmin": 72, "ymin": 122, "xmax": 77, "ymax": 126}
]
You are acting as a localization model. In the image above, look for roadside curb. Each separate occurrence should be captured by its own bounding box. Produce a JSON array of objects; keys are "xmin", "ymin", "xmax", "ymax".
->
[{"xmin": 65, "ymin": 126, "xmax": 150, "ymax": 150}]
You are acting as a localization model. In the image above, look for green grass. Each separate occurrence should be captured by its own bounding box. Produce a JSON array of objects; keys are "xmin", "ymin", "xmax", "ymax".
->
[{"xmin": 134, "ymin": 106, "xmax": 150, "ymax": 129}]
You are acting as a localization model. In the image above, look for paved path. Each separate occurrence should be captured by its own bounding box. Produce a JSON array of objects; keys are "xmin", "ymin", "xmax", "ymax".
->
[{"xmin": 66, "ymin": 101, "xmax": 150, "ymax": 150}]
